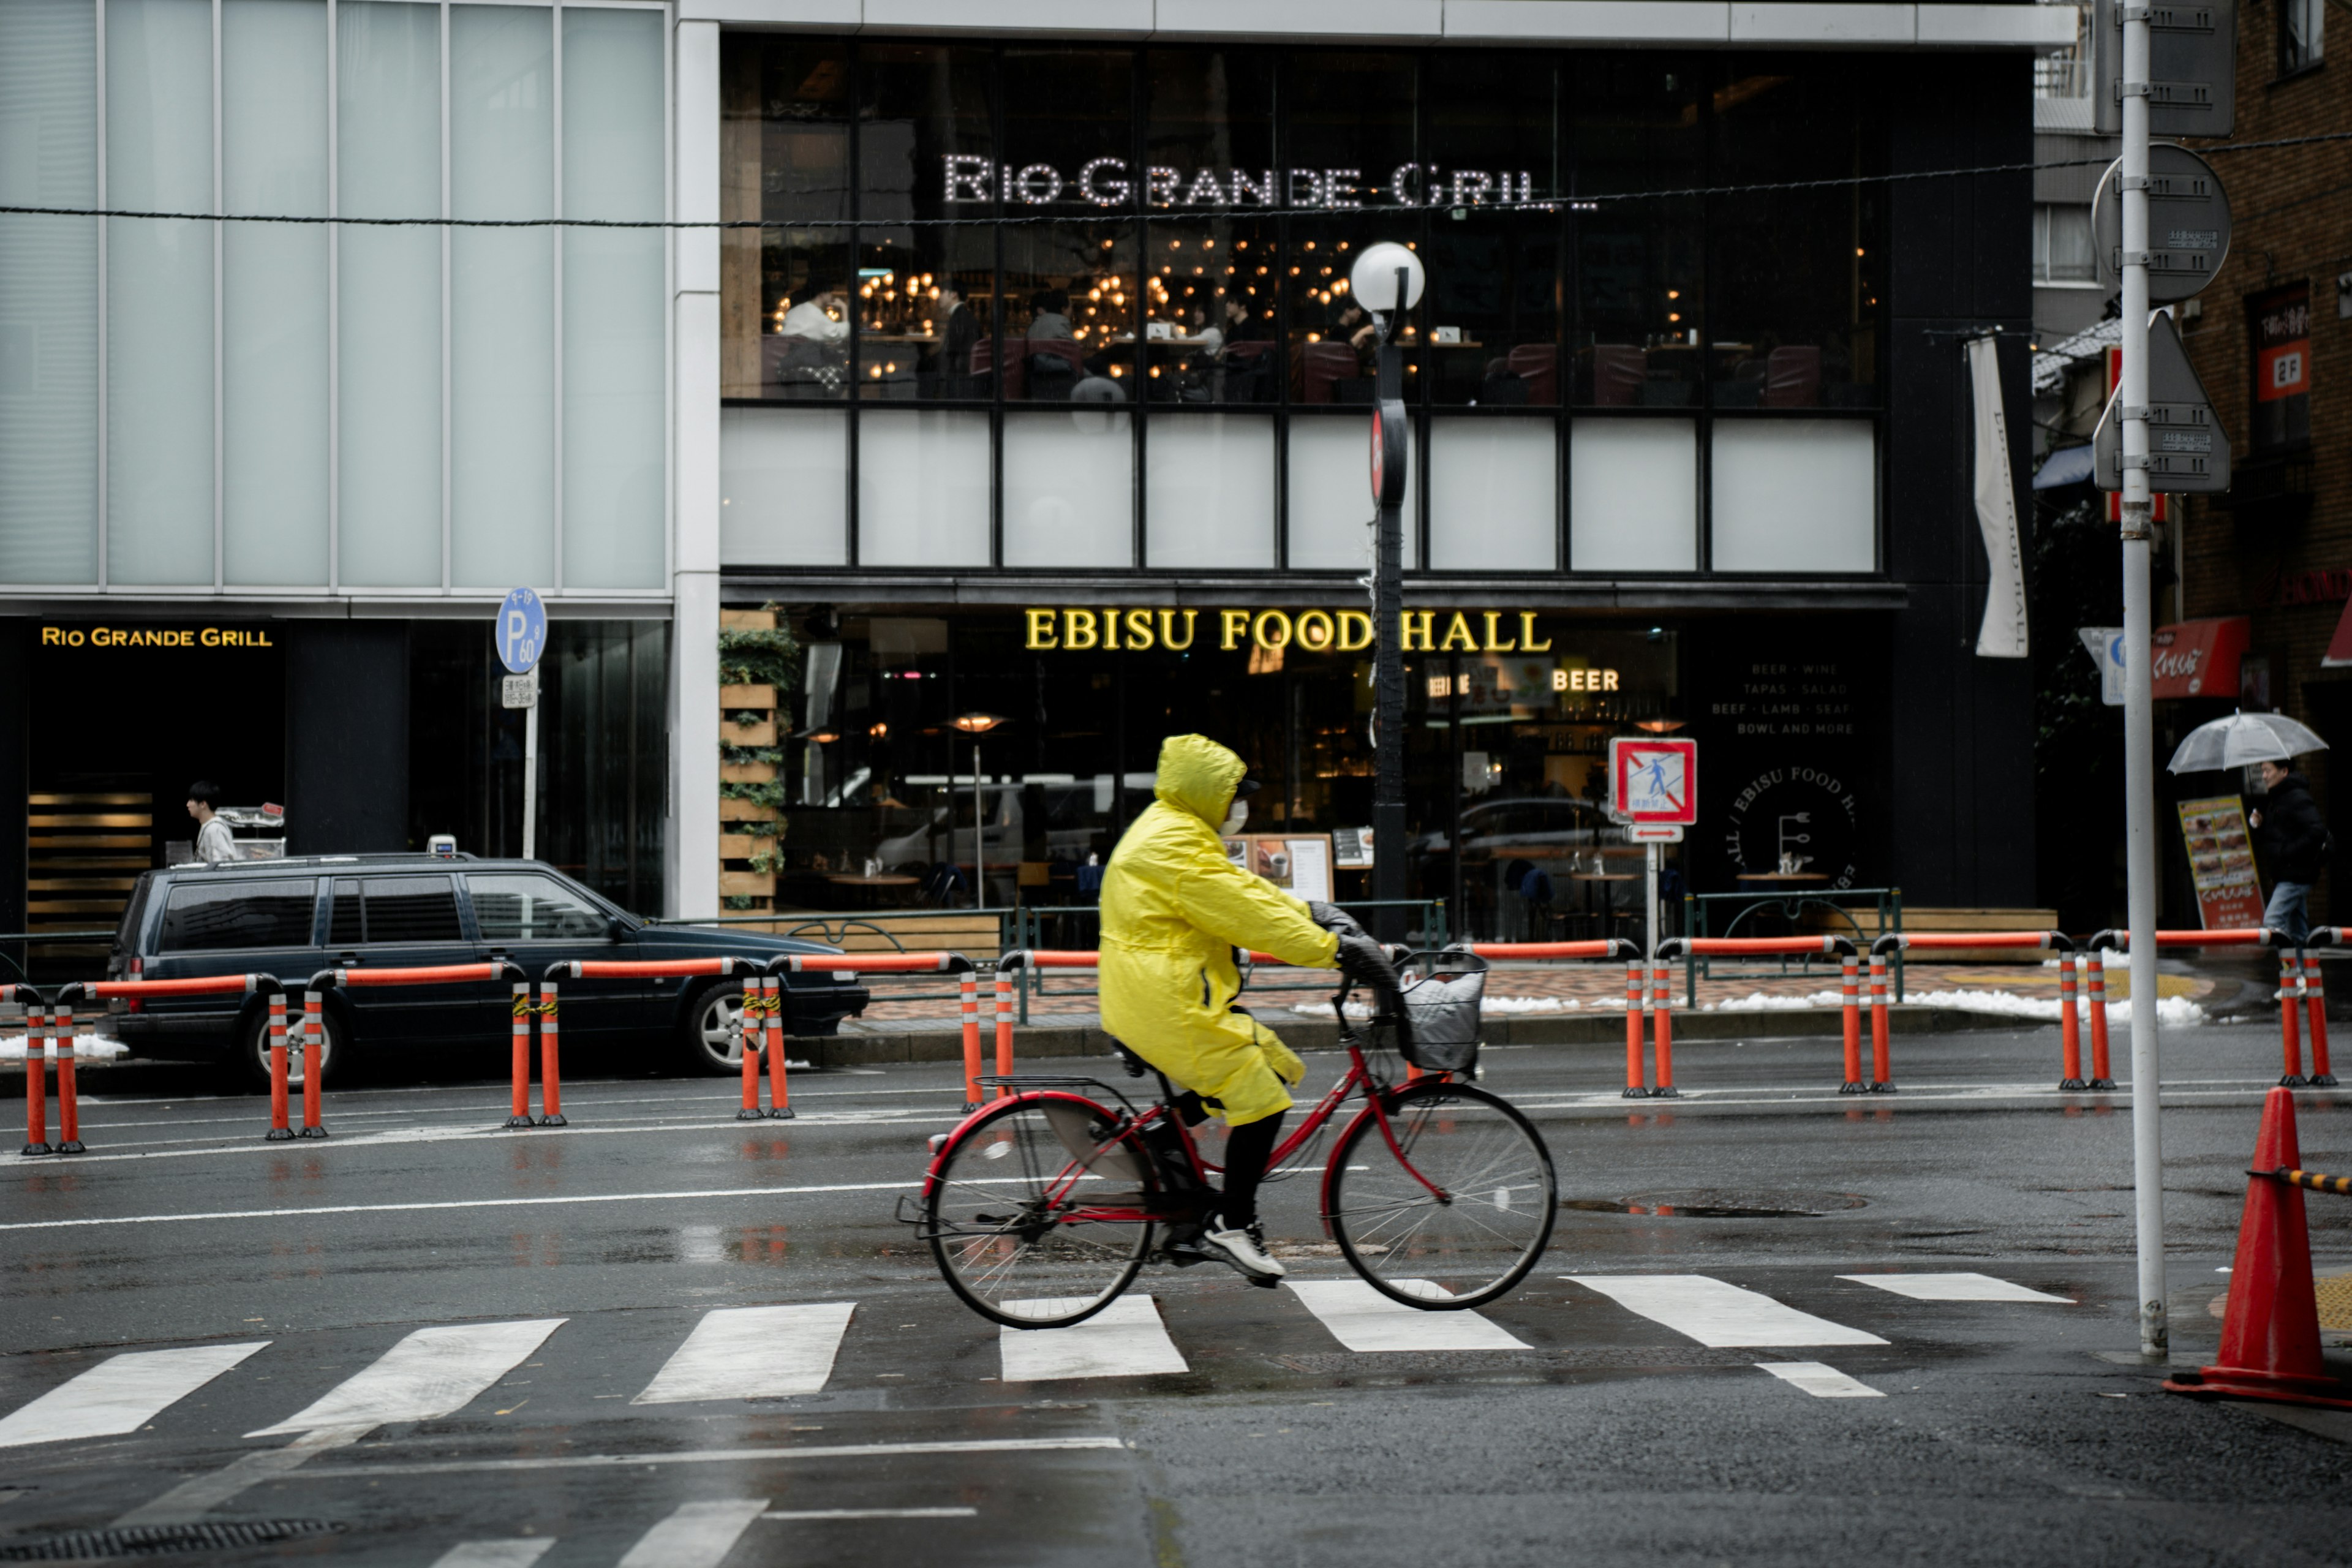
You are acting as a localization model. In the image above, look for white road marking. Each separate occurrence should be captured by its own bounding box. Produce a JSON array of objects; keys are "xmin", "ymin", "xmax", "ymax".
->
[
  {"xmin": 113, "ymin": 1423, "xmax": 371, "ymax": 1527},
  {"xmin": 1565, "ymin": 1275, "xmax": 1887, "ymax": 1347},
  {"xmin": 0, "ymin": 1182, "xmax": 923, "ymax": 1234},
  {"xmin": 295, "ymin": 1435, "xmax": 1126, "ymax": 1479},
  {"xmin": 1758, "ymin": 1362, "xmax": 1885, "ymax": 1398},
  {"xmin": 429, "ymin": 1542, "xmax": 556, "ymax": 1568},
  {"xmin": 634, "ymin": 1304, "xmax": 856, "ymax": 1404},
  {"xmin": 1838, "ymin": 1272, "xmax": 2075, "ymax": 1303},
  {"xmin": 0, "ymin": 1343, "xmax": 267, "ymax": 1449},
  {"xmin": 763, "ymin": 1508, "xmax": 978, "ymax": 1521},
  {"xmin": 616, "ymin": 1498, "xmax": 769, "ymax": 1568},
  {"xmin": 998, "ymin": 1296, "xmax": 1189, "ymax": 1381},
  {"xmin": 1287, "ymin": 1280, "xmax": 1530, "ymax": 1352},
  {"xmin": 247, "ymin": 1319, "xmax": 565, "ymax": 1438}
]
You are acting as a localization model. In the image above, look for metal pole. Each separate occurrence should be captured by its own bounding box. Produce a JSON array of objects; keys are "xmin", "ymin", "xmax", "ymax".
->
[
  {"xmin": 521, "ymin": 693, "xmax": 540, "ymax": 862},
  {"xmin": 2119, "ymin": 2, "xmax": 2166, "ymax": 1359},
  {"xmin": 1646, "ymin": 841, "xmax": 1661, "ymax": 963},
  {"xmin": 972, "ymin": 742, "xmax": 984, "ymax": 911},
  {"xmin": 1371, "ymin": 268, "xmax": 1409, "ymax": 945}
]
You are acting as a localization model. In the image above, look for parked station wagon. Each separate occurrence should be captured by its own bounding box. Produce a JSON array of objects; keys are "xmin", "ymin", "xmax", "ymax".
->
[{"xmin": 104, "ymin": 855, "xmax": 870, "ymax": 1085}]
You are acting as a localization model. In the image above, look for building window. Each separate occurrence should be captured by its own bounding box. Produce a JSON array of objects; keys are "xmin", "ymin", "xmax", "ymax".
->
[
  {"xmin": 2032, "ymin": 204, "xmax": 2096, "ymax": 283},
  {"xmin": 2281, "ymin": 0, "xmax": 2324, "ymax": 75},
  {"xmin": 716, "ymin": 40, "xmax": 1887, "ymax": 577}
]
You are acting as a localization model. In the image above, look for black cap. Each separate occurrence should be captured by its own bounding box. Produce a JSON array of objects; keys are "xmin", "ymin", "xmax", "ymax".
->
[{"xmin": 1235, "ymin": 778, "xmax": 1262, "ymax": 797}]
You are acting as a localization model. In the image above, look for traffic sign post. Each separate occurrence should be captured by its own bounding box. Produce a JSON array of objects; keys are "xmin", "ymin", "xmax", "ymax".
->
[
  {"xmin": 2093, "ymin": 143, "xmax": 2231, "ymax": 303},
  {"xmin": 1610, "ymin": 738, "xmax": 1698, "ymax": 964},
  {"xmin": 497, "ymin": 589, "xmax": 547, "ymax": 862},
  {"xmin": 2093, "ymin": 313, "xmax": 2230, "ymax": 494}
]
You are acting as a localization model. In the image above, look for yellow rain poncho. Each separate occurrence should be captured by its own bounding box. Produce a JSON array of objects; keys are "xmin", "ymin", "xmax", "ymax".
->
[{"xmin": 1098, "ymin": 734, "xmax": 1340, "ymax": 1127}]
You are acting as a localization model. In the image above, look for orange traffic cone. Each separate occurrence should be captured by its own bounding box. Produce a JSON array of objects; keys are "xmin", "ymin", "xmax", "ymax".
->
[{"xmin": 2165, "ymin": 1086, "xmax": 2352, "ymax": 1408}]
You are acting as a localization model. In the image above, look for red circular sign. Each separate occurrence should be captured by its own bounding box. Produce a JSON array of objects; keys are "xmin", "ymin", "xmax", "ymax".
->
[{"xmin": 1369, "ymin": 408, "xmax": 1385, "ymax": 503}]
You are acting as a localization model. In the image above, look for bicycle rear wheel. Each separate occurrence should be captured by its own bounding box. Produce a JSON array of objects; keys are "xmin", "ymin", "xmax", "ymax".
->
[
  {"xmin": 925, "ymin": 1094, "xmax": 1155, "ymax": 1329},
  {"xmin": 1325, "ymin": 1079, "xmax": 1556, "ymax": 1309}
]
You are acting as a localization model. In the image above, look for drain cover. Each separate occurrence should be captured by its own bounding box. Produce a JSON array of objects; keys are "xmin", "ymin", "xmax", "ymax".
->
[
  {"xmin": 0, "ymin": 1520, "xmax": 341, "ymax": 1561},
  {"xmin": 1564, "ymin": 1189, "xmax": 1868, "ymax": 1219}
]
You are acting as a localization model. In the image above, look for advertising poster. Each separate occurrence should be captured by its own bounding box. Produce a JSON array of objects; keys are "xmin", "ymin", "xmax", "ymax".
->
[
  {"xmin": 2177, "ymin": 795, "xmax": 2265, "ymax": 930},
  {"xmin": 1222, "ymin": 834, "xmax": 1335, "ymax": 903}
]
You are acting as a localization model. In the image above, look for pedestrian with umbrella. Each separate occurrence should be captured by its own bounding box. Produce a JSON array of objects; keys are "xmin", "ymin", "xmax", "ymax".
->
[{"xmin": 2167, "ymin": 713, "xmax": 2332, "ymax": 943}]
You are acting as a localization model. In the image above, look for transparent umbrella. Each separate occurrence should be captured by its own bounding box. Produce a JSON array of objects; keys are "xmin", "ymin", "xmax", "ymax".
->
[{"xmin": 2165, "ymin": 711, "xmax": 2331, "ymax": 774}]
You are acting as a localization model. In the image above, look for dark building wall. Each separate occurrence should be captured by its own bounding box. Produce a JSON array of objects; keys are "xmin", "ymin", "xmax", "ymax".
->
[
  {"xmin": 1883, "ymin": 51, "xmax": 2040, "ymax": 907},
  {"xmin": 0, "ymin": 626, "xmax": 25, "ymax": 959},
  {"xmin": 286, "ymin": 620, "xmax": 410, "ymax": 855}
]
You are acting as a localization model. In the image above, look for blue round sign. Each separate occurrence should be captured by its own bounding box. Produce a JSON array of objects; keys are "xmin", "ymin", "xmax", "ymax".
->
[{"xmin": 497, "ymin": 587, "xmax": 547, "ymax": 674}]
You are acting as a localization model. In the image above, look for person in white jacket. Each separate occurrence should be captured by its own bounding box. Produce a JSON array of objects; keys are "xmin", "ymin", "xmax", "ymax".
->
[{"xmin": 187, "ymin": 781, "xmax": 238, "ymax": 863}]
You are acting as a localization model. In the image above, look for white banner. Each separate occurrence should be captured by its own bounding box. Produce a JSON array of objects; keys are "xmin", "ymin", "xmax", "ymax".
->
[{"xmin": 1968, "ymin": 335, "xmax": 2029, "ymax": 658}]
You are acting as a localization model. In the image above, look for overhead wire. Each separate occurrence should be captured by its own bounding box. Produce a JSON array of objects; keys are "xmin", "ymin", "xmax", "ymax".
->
[{"xmin": 0, "ymin": 130, "xmax": 2344, "ymax": 231}]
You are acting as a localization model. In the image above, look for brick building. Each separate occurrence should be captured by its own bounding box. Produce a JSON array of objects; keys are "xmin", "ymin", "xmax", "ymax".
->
[{"xmin": 2175, "ymin": 0, "xmax": 2351, "ymax": 917}]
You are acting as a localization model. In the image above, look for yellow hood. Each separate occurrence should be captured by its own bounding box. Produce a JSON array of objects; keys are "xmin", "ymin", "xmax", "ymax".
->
[{"xmin": 1152, "ymin": 733, "xmax": 1245, "ymax": 827}]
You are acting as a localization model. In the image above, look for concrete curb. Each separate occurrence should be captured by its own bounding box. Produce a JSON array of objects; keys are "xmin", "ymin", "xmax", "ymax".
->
[{"xmin": 790, "ymin": 1003, "xmax": 2019, "ymax": 1068}]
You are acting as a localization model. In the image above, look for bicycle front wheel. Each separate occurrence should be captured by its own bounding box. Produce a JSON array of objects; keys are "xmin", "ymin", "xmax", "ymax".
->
[
  {"xmin": 925, "ymin": 1094, "xmax": 1155, "ymax": 1329},
  {"xmin": 1325, "ymin": 1079, "xmax": 1557, "ymax": 1310}
]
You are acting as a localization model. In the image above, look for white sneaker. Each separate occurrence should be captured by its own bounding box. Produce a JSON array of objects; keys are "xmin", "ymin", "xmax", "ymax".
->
[{"xmin": 1201, "ymin": 1219, "xmax": 1286, "ymax": 1282}]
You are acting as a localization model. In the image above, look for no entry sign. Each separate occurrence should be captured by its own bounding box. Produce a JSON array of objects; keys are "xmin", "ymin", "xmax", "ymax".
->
[{"xmin": 1611, "ymin": 737, "xmax": 1698, "ymax": 827}]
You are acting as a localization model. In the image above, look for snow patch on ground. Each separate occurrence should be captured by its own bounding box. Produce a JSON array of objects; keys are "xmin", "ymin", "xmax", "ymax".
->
[{"xmin": 1706, "ymin": 987, "xmax": 2207, "ymax": 1027}]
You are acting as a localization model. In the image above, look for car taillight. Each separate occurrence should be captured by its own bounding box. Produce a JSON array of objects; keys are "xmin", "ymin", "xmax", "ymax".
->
[{"xmin": 126, "ymin": 956, "xmax": 143, "ymax": 1010}]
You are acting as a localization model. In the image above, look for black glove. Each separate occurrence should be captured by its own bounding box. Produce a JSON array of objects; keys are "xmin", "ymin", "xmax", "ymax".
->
[
  {"xmin": 1307, "ymin": 901, "xmax": 1363, "ymax": 936},
  {"xmin": 1333, "ymin": 930, "xmax": 1400, "ymax": 991}
]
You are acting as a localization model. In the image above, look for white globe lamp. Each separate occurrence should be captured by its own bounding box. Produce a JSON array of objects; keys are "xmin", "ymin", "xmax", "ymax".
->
[{"xmin": 1348, "ymin": 242, "xmax": 1425, "ymax": 315}]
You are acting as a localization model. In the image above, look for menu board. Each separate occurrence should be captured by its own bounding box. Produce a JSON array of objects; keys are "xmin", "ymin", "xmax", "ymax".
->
[
  {"xmin": 1222, "ymin": 834, "xmax": 1335, "ymax": 903},
  {"xmin": 1332, "ymin": 826, "xmax": 1374, "ymax": 869},
  {"xmin": 2177, "ymin": 795, "xmax": 2265, "ymax": 930}
]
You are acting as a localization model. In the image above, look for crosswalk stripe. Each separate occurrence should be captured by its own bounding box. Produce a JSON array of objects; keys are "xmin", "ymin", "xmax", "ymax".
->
[
  {"xmin": 0, "ymin": 1342, "xmax": 267, "ymax": 1450},
  {"xmin": 1287, "ymin": 1280, "xmax": 1531, "ymax": 1352},
  {"xmin": 1838, "ymin": 1272, "xmax": 2075, "ymax": 1303},
  {"xmin": 1564, "ymin": 1275, "xmax": 1888, "ymax": 1347},
  {"xmin": 615, "ymin": 1498, "xmax": 769, "ymax": 1568},
  {"xmin": 1758, "ymin": 1362, "xmax": 1885, "ymax": 1399},
  {"xmin": 763, "ymin": 1508, "xmax": 978, "ymax": 1520},
  {"xmin": 246, "ymin": 1319, "xmax": 566, "ymax": 1438},
  {"xmin": 633, "ymin": 1304, "xmax": 856, "ymax": 1405},
  {"xmin": 999, "ymin": 1296, "xmax": 1189, "ymax": 1381},
  {"xmin": 429, "ymin": 1542, "xmax": 556, "ymax": 1568}
]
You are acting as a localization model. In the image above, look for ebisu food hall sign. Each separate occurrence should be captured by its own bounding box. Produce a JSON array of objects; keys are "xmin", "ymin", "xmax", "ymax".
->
[
  {"xmin": 1023, "ymin": 608, "xmax": 1556, "ymax": 654},
  {"xmin": 946, "ymin": 159, "xmax": 1545, "ymax": 211}
]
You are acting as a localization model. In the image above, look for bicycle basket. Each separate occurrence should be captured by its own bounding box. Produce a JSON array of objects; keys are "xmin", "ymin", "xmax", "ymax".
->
[{"xmin": 1396, "ymin": 951, "xmax": 1487, "ymax": 1073}]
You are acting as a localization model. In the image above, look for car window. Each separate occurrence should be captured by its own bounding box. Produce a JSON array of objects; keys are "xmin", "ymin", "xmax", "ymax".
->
[
  {"xmin": 328, "ymin": 880, "xmax": 363, "ymax": 946},
  {"xmin": 467, "ymin": 873, "xmax": 607, "ymax": 941},
  {"xmin": 157, "ymin": 879, "xmax": 318, "ymax": 952},
  {"xmin": 115, "ymin": 875, "xmax": 154, "ymax": 956},
  {"xmin": 359, "ymin": 876, "xmax": 463, "ymax": 943}
]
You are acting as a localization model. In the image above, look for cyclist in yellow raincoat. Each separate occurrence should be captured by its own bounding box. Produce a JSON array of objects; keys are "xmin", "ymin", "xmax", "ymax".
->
[{"xmin": 1099, "ymin": 733, "xmax": 1396, "ymax": 1282}]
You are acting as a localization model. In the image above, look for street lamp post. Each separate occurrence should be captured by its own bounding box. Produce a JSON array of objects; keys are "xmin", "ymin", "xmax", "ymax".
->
[
  {"xmin": 953, "ymin": 713, "xmax": 1005, "ymax": 910},
  {"xmin": 1349, "ymin": 242, "xmax": 1426, "ymax": 944}
]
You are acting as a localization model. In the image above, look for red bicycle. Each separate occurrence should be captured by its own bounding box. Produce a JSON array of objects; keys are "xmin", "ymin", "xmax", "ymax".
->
[{"xmin": 909, "ymin": 952, "xmax": 1557, "ymax": 1329}]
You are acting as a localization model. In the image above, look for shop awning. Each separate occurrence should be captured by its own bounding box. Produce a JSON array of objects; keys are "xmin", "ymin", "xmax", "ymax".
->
[
  {"xmin": 2151, "ymin": 617, "xmax": 2250, "ymax": 699},
  {"xmin": 2324, "ymin": 598, "xmax": 2352, "ymax": 668},
  {"xmin": 2033, "ymin": 444, "xmax": 2095, "ymax": 489}
]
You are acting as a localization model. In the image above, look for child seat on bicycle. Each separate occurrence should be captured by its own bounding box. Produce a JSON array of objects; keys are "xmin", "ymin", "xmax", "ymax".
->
[{"xmin": 1098, "ymin": 734, "xmax": 1395, "ymax": 1283}]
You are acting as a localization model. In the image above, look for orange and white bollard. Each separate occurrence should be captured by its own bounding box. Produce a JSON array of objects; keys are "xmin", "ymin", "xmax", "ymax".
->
[
  {"xmin": 1649, "ymin": 956, "xmax": 1677, "ymax": 1098},
  {"xmin": 2304, "ymin": 952, "xmax": 2337, "ymax": 1087},
  {"xmin": 992, "ymin": 970, "xmax": 1016, "ymax": 1101},
  {"xmin": 298, "ymin": 990, "xmax": 328, "ymax": 1138},
  {"xmin": 20, "ymin": 1001, "xmax": 50, "ymax": 1158},
  {"xmin": 1621, "ymin": 960, "xmax": 1648, "ymax": 1098},
  {"xmin": 2057, "ymin": 951, "xmax": 2087, "ymax": 1091},
  {"xmin": 959, "ymin": 971, "xmax": 983, "ymax": 1113},
  {"xmin": 508, "ymin": 982, "xmax": 537, "ymax": 1129},
  {"xmin": 2280, "ymin": 952, "xmax": 2309, "ymax": 1088},
  {"xmin": 48, "ymin": 1000, "xmax": 83, "ymax": 1155},
  {"xmin": 763, "ymin": 975, "xmax": 792, "ymax": 1119},
  {"xmin": 1839, "ymin": 954, "xmax": 1865, "ymax": 1093},
  {"xmin": 265, "ymin": 991, "xmax": 295, "ymax": 1141},
  {"xmin": 1868, "ymin": 952, "xmax": 1894, "ymax": 1093},
  {"xmin": 2086, "ymin": 948, "xmax": 2116, "ymax": 1090},
  {"xmin": 537, "ymin": 983, "xmax": 565, "ymax": 1127},
  {"xmin": 737, "ymin": 979, "xmax": 767, "ymax": 1121}
]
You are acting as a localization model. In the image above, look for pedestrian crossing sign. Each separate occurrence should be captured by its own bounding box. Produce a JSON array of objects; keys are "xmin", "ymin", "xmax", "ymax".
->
[{"xmin": 1610, "ymin": 737, "xmax": 1698, "ymax": 826}]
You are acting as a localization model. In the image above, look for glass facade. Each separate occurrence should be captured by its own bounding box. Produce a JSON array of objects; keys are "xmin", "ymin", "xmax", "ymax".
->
[
  {"xmin": 719, "ymin": 39, "xmax": 1886, "ymax": 576},
  {"xmin": 0, "ymin": 0, "xmax": 670, "ymax": 595}
]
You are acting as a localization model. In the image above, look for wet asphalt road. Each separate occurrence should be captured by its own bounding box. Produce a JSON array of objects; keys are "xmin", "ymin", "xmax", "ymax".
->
[{"xmin": 4, "ymin": 1020, "xmax": 2351, "ymax": 1567}]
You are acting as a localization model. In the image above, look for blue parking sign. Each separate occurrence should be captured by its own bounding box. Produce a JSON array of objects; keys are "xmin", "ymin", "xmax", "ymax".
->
[{"xmin": 497, "ymin": 587, "xmax": 546, "ymax": 674}]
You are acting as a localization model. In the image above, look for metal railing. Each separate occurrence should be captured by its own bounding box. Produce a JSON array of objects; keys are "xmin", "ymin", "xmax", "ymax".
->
[{"xmin": 1681, "ymin": 888, "xmax": 1905, "ymax": 1005}]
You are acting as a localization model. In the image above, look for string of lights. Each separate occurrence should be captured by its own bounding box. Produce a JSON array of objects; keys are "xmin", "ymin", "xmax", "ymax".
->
[{"xmin": 1, "ymin": 130, "xmax": 2342, "ymax": 231}]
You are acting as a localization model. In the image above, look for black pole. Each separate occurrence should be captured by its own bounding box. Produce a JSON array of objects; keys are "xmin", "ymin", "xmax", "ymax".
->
[{"xmin": 1371, "ymin": 266, "xmax": 1409, "ymax": 944}]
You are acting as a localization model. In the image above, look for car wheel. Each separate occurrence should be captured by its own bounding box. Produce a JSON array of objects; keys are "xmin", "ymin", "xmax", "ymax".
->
[
  {"xmin": 677, "ymin": 979, "xmax": 756, "ymax": 1076},
  {"xmin": 238, "ymin": 1006, "xmax": 345, "ymax": 1091}
]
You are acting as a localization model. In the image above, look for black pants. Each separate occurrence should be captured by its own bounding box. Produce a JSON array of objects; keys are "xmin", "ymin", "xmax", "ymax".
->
[{"xmin": 1218, "ymin": 1111, "xmax": 1286, "ymax": 1230}]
